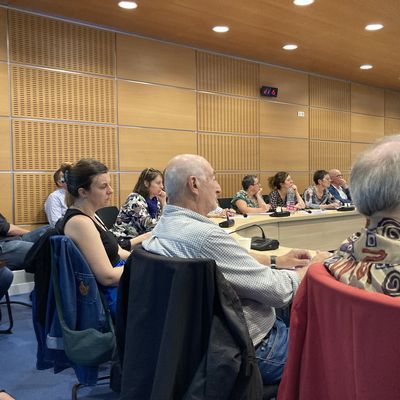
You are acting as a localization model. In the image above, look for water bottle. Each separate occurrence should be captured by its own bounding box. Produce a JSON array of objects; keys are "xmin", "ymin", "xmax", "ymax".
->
[{"xmin": 286, "ymin": 187, "xmax": 296, "ymax": 211}]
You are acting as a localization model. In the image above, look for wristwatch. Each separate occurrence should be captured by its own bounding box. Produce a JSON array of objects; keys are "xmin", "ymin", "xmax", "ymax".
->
[{"xmin": 270, "ymin": 255, "xmax": 277, "ymax": 269}]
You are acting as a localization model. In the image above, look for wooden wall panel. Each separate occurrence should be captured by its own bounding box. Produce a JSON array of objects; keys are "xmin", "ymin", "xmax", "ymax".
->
[
  {"xmin": 351, "ymin": 114, "xmax": 384, "ymax": 143},
  {"xmin": 11, "ymin": 66, "xmax": 116, "ymax": 123},
  {"xmin": 0, "ymin": 173, "xmax": 12, "ymax": 220},
  {"xmin": 260, "ymin": 172, "xmax": 310, "ymax": 195},
  {"xmin": 117, "ymin": 34, "xmax": 195, "ymax": 88},
  {"xmin": 385, "ymin": 90, "xmax": 400, "ymax": 118},
  {"xmin": 384, "ymin": 118, "xmax": 400, "ymax": 136},
  {"xmin": 198, "ymin": 93, "xmax": 258, "ymax": 134},
  {"xmin": 9, "ymin": 10, "xmax": 115, "ymax": 75},
  {"xmin": 310, "ymin": 108, "xmax": 351, "ymax": 141},
  {"xmin": 215, "ymin": 173, "xmax": 246, "ymax": 198},
  {"xmin": 351, "ymin": 143, "xmax": 371, "ymax": 165},
  {"xmin": 309, "ymin": 76, "xmax": 350, "ymax": 111},
  {"xmin": 197, "ymin": 52, "xmax": 259, "ymax": 97},
  {"xmin": 13, "ymin": 120, "xmax": 118, "ymax": 170},
  {"xmin": 0, "ymin": 118, "xmax": 10, "ymax": 170},
  {"xmin": 351, "ymin": 83, "xmax": 384, "ymax": 116},
  {"xmin": 119, "ymin": 173, "xmax": 140, "ymax": 207},
  {"xmin": 118, "ymin": 80, "xmax": 196, "ymax": 130},
  {"xmin": 0, "ymin": 8, "xmax": 6, "ymax": 62},
  {"xmin": 119, "ymin": 127, "xmax": 197, "ymax": 171},
  {"xmin": 260, "ymin": 101, "xmax": 308, "ymax": 138},
  {"xmin": 260, "ymin": 138, "xmax": 308, "ymax": 171},
  {"xmin": 0, "ymin": 63, "xmax": 9, "ymax": 116},
  {"xmin": 260, "ymin": 65, "xmax": 308, "ymax": 105},
  {"xmin": 199, "ymin": 133, "xmax": 258, "ymax": 172},
  {"xmin": 310, "ymin": 141, "xmax": 351, "ymax": 172}
]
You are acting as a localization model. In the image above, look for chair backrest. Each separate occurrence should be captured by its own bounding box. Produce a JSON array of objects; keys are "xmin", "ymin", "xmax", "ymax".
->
[
  {"xmin": 278, "ymin": 263, "xmax": 400, "ymax": 400},
  {"xmin": 96, "ymin": 206, "xmax": 119, "ymax": 229},
  {"xmin": 218, "ymin": 197, "xmax": 233, "ymax": 209},
  {"xmin": 117, "ymin": 247, "xmax": 263, "ymax": 400}
]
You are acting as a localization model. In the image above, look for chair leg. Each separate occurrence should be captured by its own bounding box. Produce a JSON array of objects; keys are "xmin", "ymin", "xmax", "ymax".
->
[
  {"xmin": 0, "ymin": 292, "xmax": 14, "ymax": 334},
  {"xmin": 71, "ymin": 376, "xmax": 110, "ymax": 400}
]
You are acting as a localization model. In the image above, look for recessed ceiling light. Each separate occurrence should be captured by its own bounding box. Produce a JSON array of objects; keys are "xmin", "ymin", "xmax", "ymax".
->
[
  {"xmin": 213, "ymin": 26, "xmax": 229, "ymax": 33},
  {"xmin": 293, "ymin": 0, "xmax": 315, "ymax": 5},
  {"xmin": 118, "ymin": 1, "xmax": 137, "ymax": 9},
  {"xmin": 283, "ymin": 44, "xmax": 298, "ymax": 50},
  {"xmin": 360, "ymin": 64, "xmax": 373, "ymax": 70},
  {"xmin": 365, "ymin": 23, "xmax": 384, "ymax": 31}
]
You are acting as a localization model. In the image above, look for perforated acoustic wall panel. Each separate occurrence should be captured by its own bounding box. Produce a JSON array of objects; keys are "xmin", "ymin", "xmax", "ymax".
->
[
  {"xmin": 198, "ymin": 133, "xmax": 259, "ymax": 172},
  {"xmin": 215, "ymin": 173, "xmax": 247, "ymax": 199},
  {"xmin": 197, "ymin": 52, "xmax": 259, "ymax": 97},
  {"xmin": 310, "ymin": 141, "xmax": 351, "ymax": 172},
  {"xmin": 9, "ymin": 10, "xmax": 115, "ymax": 76},
  {"xmin": 13, "ymin": 120, "xmax": 118, "ymax": 170},
  {"xmin": 14, "ymin": 173, "xmax": 119, "ymax": 224},
  {"xmin": 198, "ymin": 92, "xmax": 259, "ymax": 134},
  {"xmin": 0, "ymin": 8, "xmax": 6, "ymax": 62},
  {"xmin": 310, "ymin": 108, "xmax": 351, "ymax": 141},
  {"xmin": 11, "ymin": 65, "xmax": 116, "ymax": 123},
  {"xmin": 310, "ymin": 76, "xmax": 350, "ymax": 111}
]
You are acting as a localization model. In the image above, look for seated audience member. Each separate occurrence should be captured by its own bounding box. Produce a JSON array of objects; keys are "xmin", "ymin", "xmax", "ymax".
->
[
  {"xmin": 268, "ymin": 171, "xmax": 305, "ymax": 211},
  {"xmin": 0, "ymin": 212, "xmax": 48, "ymax": 271},
  {"xmin": 143, "ymin": 154, "xmax": 329, "ymax": 384},
  {"xmin": 44, "ymin": 162, "xmax": 71, "ymax": 227},
  {"xmin": 328, "ymin": 168, "xmax": 352, "ymax": 204},
  {"xmin": 325, "ymin": 135, "xmax": 400, "ymax": 295},
  {"xmin": 303, "ymin": 170, "xmax": 340, "ymax": 209},
  {"xmin": 231, "ymin": 175, "xmax": 271, "ymax": 214},
  {"xmin": 57, "ymin": 159, "xmax": 131, "ymax": 317},
  {"xmin": 207, "ymin": 202, "xmax": 236, "ymax": 218},
  {"xmin": 0, "ymin": 261, "xmax": 13, "ymax": 302},
  {"xmin": 111, "ymin": 168, "xmax": 165, "ymax": 250}
]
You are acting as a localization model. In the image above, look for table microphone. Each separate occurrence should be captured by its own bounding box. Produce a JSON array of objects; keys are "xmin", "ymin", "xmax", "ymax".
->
[{"xmin": 219, "ymin": 213, "xmax": 235, "ymax": 228}]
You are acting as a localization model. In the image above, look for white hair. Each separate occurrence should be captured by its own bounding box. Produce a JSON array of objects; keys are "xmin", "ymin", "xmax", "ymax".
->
[
  {"xmin": 350, "ymin": 135, "xmax": 400, "ymax": 216},
  {"xmin": 164, "ymin": 154, "xmax": 208, "ymax": 203}
]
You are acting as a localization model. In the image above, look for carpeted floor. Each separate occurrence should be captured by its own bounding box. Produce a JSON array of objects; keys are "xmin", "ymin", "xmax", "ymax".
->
[{"xmin": 0, "ymin": 294, "xmax": 119, "ymax": 400}]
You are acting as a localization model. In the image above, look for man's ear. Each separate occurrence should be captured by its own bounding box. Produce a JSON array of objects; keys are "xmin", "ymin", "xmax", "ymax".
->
[{"xmin": 188, "ymin": 176, "xmax": 199, "ymax": 193}]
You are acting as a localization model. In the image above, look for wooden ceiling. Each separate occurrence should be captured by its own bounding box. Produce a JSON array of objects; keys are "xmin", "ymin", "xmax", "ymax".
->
[{"xmin": 2, "ymin": 0, "xmax": 400, "ymax": 91}]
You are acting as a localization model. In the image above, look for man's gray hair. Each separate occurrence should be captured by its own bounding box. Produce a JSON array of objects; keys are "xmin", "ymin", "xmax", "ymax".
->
[
  {"xmin": 164, "ymin": 154, "xmax": 207, "ymax": 202},
  {"xmin": 350, "ymin": 135, "xmax": 400, "ymax": 216}
]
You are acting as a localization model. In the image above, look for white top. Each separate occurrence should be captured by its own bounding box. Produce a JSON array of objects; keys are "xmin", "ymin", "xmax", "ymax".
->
[{"xmin": 44, "ymin": 188, "xmax": 67, "ymax": 227}]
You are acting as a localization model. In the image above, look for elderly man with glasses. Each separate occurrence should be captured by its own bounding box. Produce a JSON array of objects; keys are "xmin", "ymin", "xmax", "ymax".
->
[{"xmin": 328, "ymin": 169, "xmax": 352, "ymax": 204}]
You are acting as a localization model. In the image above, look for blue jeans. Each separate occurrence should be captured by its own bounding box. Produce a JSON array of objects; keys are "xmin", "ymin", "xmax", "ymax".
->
[
  {"xmin": 0, "ymin": 267, "xmax": 13, "ymax": 300},
  {"xmin": 256, "ymin": 318, "xmax": 289, "ymax": 384},
  {"xmin": 0, "ymin": 226, "xmax": 48, "ymax": 270}
]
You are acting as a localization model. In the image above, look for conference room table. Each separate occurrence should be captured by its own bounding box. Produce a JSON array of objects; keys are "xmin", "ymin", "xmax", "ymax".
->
[{"xmin": 211, "ymin": 209, "xmax": 364, "ymax": 251}]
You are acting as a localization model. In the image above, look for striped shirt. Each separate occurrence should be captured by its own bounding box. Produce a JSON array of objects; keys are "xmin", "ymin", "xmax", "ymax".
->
[{"xmin": 143, "ymin": 204, "xmax": 300, "ymax": 346}]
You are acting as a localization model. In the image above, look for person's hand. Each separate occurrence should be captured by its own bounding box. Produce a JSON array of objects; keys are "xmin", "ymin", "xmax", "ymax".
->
[
  {"xmin": 339, "ymin": 177, "xmax": 348, "ymax": 188},
  {"xmin": 157, "ymin": 190, "xmax": 167, "ymax": 205},
  {"xmin": 291, "ymin": 184, "xmax": 298, "ymax": 192},
  {"xmin": 130, "ymin": 231, "xmax": 152, "ymax": 247},
  {"xmin": 276, "ymin": 249, "xmax": 312, "ymax": 269},
  {"xmin": 256, "ymin": 187, "xmax": 263, "ymax": 196},
  {"xmin": 309, "ymin": 250, "xmax": 331, "ymax": 264}
]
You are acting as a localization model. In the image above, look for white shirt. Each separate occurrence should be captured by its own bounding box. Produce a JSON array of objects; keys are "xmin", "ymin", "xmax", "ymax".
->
[
  {"xmin": 44, "ymin": 188, "xmax": 67, "ymax": 227},
  {"xmin": 143, "ymin": 204, "xmax": 300, "ymax": 346}
]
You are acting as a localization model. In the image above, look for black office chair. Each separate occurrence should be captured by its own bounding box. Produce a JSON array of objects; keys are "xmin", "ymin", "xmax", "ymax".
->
[
  {"xmin": 218, "ymin": 197, "xmax": 233, "ymax": 209},
  {"xmin": 96, "ymin": 206, "xmax": 119, "ymax": 229},
  {"xmin": 117, "ymin": 247, "xmax": 264, "ymax": 399}
]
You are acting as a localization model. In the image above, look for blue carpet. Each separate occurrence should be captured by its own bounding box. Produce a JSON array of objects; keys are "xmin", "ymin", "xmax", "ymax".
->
[{"xmin": 0, "ymin": 294, "xmax": 119, "ymax": 400}]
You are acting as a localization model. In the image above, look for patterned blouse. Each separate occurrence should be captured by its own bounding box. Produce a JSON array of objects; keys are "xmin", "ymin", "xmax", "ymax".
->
[
  {"xmin": 269, "ymin": 190, "xmax": 287, "ymax": 210},
  {"xmin": 111, "ymin": 192, "xmax": 162, "ymax": 238},
  {"xmin": 231, "ymin": 190, "xmax": 259, "ymax": 213},
  {"xmin": 303, "ymin": 186, "xmax": 336, "ymax": 209},
  {"xmin": 325, "ymin": 217, "xmax": 400, "ymax": 296}
]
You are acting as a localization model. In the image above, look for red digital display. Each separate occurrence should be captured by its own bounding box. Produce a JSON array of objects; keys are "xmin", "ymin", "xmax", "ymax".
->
[{"xmin": 260, "ymin": 86, "xmax": 278, "ymax": 97}]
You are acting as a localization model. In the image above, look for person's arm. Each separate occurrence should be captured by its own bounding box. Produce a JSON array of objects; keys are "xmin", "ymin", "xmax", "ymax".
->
[
  {"xmin": 128, "ymin": 194, "xmax": 159, "ymax": 232},
  {"xmin": 303, "ymin": 188, "xmax": 319, "ymax": 209},
  {"xmin": 129, "ymin": 231, "xmax": 152, "ymax": 248},
  {"xmin": 292, "ymin": 185, "xmax": 305, "ymax": 209},
  {"xmin": 234, "ymin": 199, "xmax": 269, "ymax": 214},
  {"xmin": 64, "ymin": 215, "xmax": 123, "ymax": 286},
  {"xmin": 7, "ymin": 224, "xmax": 29, "ymax": 236}
]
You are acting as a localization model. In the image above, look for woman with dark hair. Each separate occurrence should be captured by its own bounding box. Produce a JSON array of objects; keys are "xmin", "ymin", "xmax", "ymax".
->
[
  {"xmin": 57, "ymin": 158, "xmax": 130, "ymax": 317},
  {"xmin": 231, "ymin": 174, "xmax": 270, "ymax": 214},
  {"xmin": 111, "ymin": 167, "xmax": 166, "ymax": 244},
  {"xmin": 268, "ymin": 171, "xmax": 305, "ymax": 211},
  {"xmin": 303, "ymin": 170, "xmax": 340, "ymax": 209}
]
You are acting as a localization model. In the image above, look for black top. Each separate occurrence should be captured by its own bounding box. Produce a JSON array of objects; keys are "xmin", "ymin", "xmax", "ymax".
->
[
  {"xmin": 57, "ymin": 209, "xmax": 120, "ymax": 266},
  {"xmin": 0, "ymin": 212, "xmax": 11, "ymax": 241}
]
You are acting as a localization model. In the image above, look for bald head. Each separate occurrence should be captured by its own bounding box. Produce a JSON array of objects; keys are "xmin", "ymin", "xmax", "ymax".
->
[
  {"xmin": 164, "ymin": 154, "xmax": 210, "ymax": 204},
  {"xmin": 351, "ymin": 135, "xmax": 400, "ymax": 217}
]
